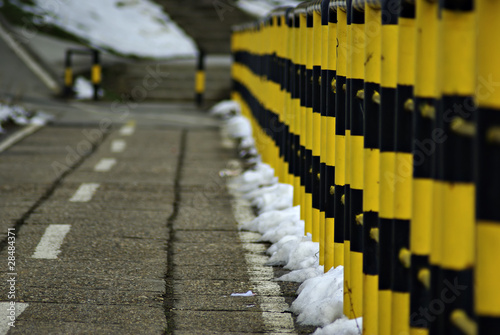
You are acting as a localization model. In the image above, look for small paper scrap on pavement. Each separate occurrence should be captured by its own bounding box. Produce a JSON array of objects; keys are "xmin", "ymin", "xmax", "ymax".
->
[{"xmin": 231, "ymin": 290, "xmax": 256, "ymax": 297}]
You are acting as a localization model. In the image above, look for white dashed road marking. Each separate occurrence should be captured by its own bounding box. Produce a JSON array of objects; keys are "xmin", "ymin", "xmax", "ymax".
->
[
  {"xmin": 69, "ymin": 183, "xmax": 100, "ymax": 202},
  {"xmin": 0, "ymin": 302, "xmax": 29, "ymax": 334},
  {"xmin": 0, "ymin": 124, "xmax": 44, "ymax": 154},
  {"xmin": 119, "ymin": 121, "xmax": 135, "ymax": 136},
  {"xmin": 32, "ymin": 225, "xmax": 71, "ymax": 259},
  {"xmin": 231, "ymin": 198, "xmax": 297, "ymax": 334},
  {"xmin": 111, "ymin": 139, "xmax": 126, "ymax": 153},
  {"xmin": 94, "ymin": 158, "xmax": 117, "ymax": 172}
]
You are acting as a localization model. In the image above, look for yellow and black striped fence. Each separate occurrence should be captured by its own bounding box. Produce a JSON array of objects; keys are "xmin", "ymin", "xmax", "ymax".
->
[
  {"xmin": 63, "ymin": 48, "xmax": 101, "ymax": 101},
  {"xmin": 230, "ymin": 0, "xmax": 500, "ymax": 334}
]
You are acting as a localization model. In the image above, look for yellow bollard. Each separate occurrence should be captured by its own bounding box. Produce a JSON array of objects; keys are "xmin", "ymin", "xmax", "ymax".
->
[{"xmin": 476, "ymin": 0, "xmax": 500, "ymax": 331}]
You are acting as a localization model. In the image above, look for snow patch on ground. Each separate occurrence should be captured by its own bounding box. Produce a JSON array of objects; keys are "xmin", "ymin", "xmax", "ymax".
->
[
  {"xmin": 11, "ymin": 0, "xmax": 197, "ymax": 58},
  {"xmin": 0, "ymin": 102, "xmax": 52, "ymax": 132},
  {"xmin": 217, "ymin": 99, "xmax": 362, "ymax": 333}
]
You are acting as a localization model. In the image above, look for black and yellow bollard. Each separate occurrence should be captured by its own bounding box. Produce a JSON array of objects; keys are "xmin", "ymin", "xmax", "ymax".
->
[
  {"xmin": 344, "ymin": 0, "xmax": 353, "ymax": 318},
  {"xmin": 334, "ymin": 0, "xmax": 347, "ymax": 270},
  {"xmin": 362, "ymin": 1, "xmax": 381, "ymax": 333},
  {"xmin": 432, "ymin": 0, "xmax": 476, "ymax": 333},
  {"xmin": 63, "ymin": 50, "xmax": 73, "ymax": 98},
  {"xmin": 391, "ymin": 0, "xmax": 415, "ymax": 333},
  {"xmin": 298, "ymin": 10, "xmax": 308, "ymax": 232},
  {"xmin": 410, "ymin": 0, "xmax": 439, "ymax": 333},
  {"xmin": 324, "ymin": 0, "xmax": 337, "ymax": 273},
  {"xmin": 91, "ymin": 49, "xmax": 101, "ymax": 101},
  {"xmin": 311, "ymin": 4, "xmax": 323, "ymax": 263},
  {"xmin": 318, "ymin": 0, "xmax": 330, "ymax": 268},
  {"xmin": 475, "ymin": 0, "xmax": 500, "ymax": 332},
  {"xmin": 305, "ymin": 8, "xmax": 314, "ymax": 239},
  {"xmin": 292, "ymin": 11, "xmax": 303, "ymax": 208},
  {"xmin": 283, "ymin": 9, "xmax": 294, "ymax": 187},
  {"xmin": 348, "ymin": 0, "xmax": 365, "ymax": 320},
  {"xmin": 378, "ymin": 0, "xmax": 398, "ymax": 332}
]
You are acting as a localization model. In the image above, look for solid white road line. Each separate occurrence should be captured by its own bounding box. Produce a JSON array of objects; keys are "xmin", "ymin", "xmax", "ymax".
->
[
  {"xmin": 111, "ymin": 139, "xmax": 126, "ymax": 153},
  {"xmin": 231, "ymin": 198, "xmax": 297, "ymax": 334},
  {"xmin": 69, "ymin": 183, "xmax": 100, "ymax": 202},
  {"xmin": 0, "ymin": 302, "xmax": 28, "ymax": 334},
  {"xmin": 94, "ymin": 158, "xmax": 117, "ymax": 172},
  {"xmin": 119, "ymin": 121, "xmax": 135, "ymax": 136},
  {"xmin": 32, "ymin": 225, "xmax": 71, "ymax": 259},
  {"xmin": 0, "ymin": 124, "xmax": 43, "ymax": 154},
  {"xmin": 0, "ymin": 23, "xmax": 58, "ymax": 92}
]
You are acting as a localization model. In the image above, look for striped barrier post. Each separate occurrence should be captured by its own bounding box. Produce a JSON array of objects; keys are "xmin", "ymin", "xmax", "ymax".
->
[
  {"xmin": 311, "ymin": 4, "xmax": 323, "ymax": 264},
  {"xmin": 298, "ymin": 10, "xmax": 308, "ymax": 234},
  {"xmin": 312, "ymin": 5, "xmax": 323, "ymax": 254},
  {"xmin": 292, "ymin": 12, "xmax": 302, "ymax": 207},
  {"xmin": 195, "ymin": 49, "xmax": 205, "ymax": 107},
  {"xmin": 319, "ymin": 0, "xmax": 330, "ymax": 268},
  {"xmin": 391, "ymin": 0, "xmax": 415, "ymax": 333},
  {"xmin": 63, "ymin": 50, "xmax": 73, "ymax": 98},
  {"xmin": 305, "ymin": 7, "xmax": 314, "ymax": 239},
  {"xmin": 434, "ymin": 0, "xmax": 476, "ymax": 333},
  {"xmin": 476, "ymin": 0, "xmax": 500, "ymax": 332},
  {"xmin": 91, "ymin": 49, "xmax": 101, "ymax": 101},
  {"xmin": 349, "ymin": 0, "xmax": 365, "ymax": 320},
  {"xmin": 362, "ymin": 1, "xmax": 381, "ymax": 333},
  {"xmin": 334, "ymin": 1, "xmax": 348, "ymax": 303},
  {"xmin": 344, "ymin": 0, "xmax": 353, "ymax": 318},
  {"xmin": 410, "ymin": 0, "xmax": 439, "ymax": 333},
  {"xmin": 324, "ymin": 1, "xmax": 337, "ymax": 272},
  {"xmin": 378, "ymin": 0, "xmax": 398, "ymax": 332},
  {"xmin": 283, "ymin": 10, "xmax": 293, "ymax": 187}
]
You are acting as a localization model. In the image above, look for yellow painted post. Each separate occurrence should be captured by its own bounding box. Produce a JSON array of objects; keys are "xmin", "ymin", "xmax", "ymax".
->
[
  {"xmin": 305, "ymin": 9, "xmax": 314, "ymax": 239},
  {"xmin": 334, "ymin": 2, "xmax": 347, "ymax": 269},
  {"xmin": 342, "ymin": 0, "xmax": 354, "ymax": 317},
  {"xmin": 319, "ymin": 0, "xmax": 330, "ymax": 268},
  {"xmin": 391, "ymin": 1, "xmax": 415, "ymax": 334},
  {"xmin": 195, "ymin": 49, "xmax": 205, "ymax": 107},
  {"xmin": 324, "ymin": 1, "xmax": 337, "ymax": 273},
  {"xmin": 284, "ymin": 11, "xmax": 293, "ymax": 187},
  {"xmin": 378, "ymin": 0, "xmax": 398, "ymax": 332},
  {"xmin": 475, "ymin": 0, "xmax": 500, "ymax": 332},
  {"xmin": 432, "ymin": 0, "xmax": 476, "ymax": 333},
  {"xmin": 292, "ymin": 12, "xmax": 303, "ymax": 208},
  {"xmin": 312, "ymin": 7, "xmax": 323, "ymax": 263},
  {"xmin": 348, "ymin": 0, "xmax": 365, "ymax": 320},
  {"xmin": 299, "ymin": 11, "xmax": 308, "ymax": 232},
  {"xmin": 410, "ymin": 0, "xmax": 439, "ymax": 334},
  {"xmin": 277, "ymin": 14, "xmax": 286, "ymax": 184},
  {"xmin": 362, "ymin": 2, "xmax": 381, "ymax": 334}
]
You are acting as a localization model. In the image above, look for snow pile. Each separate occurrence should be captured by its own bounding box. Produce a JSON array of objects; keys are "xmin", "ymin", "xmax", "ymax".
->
[
  {"xmin": 0, "ymin": 102, "xmax": 52, "ymax": 132},
  {"xmin": 8, "ymin": 0, "xmax": 197, "ymax": 58},
  {"xmin": 236, "ymin": 0, "xmax": 302, "ymax": 17},
  {"xmin": 291, "ymin": 267, "xmax": 344, "ymax": 325},
  {"xmin": 210, "ymin": 100, "xmax": 241, "ymax": 119},
  {"xmin": 217, "ymin": 99, "xmax": 362, "ymax": 334},
  {"xmin": 73, "ymin": 76, "xmax": 104, "ymax": 100}
]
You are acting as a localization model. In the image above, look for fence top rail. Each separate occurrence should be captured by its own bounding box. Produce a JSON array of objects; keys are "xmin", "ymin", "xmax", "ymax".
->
[
  {"xmin": 233, "ymin": 0, "xmax": 420, "ymax": 32},
  {"xmin": 231, "ymin": 0, "xmax": 339, "ymax": 32}
]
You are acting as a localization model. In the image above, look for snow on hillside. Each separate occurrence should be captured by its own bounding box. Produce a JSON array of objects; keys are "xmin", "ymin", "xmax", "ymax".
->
[
  {"xmin": 4, "ymin": 0, "xmax": 197, "ymax": 59},
  {"xmin": 235, "ymin": 0, "xmax": 302, "ymax": 17}
]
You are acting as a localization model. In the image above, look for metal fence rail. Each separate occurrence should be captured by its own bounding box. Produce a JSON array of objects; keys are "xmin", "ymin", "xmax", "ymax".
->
[{"xmin": 230, "ymin": 0, "xmax": 500, "ymax": 334}]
